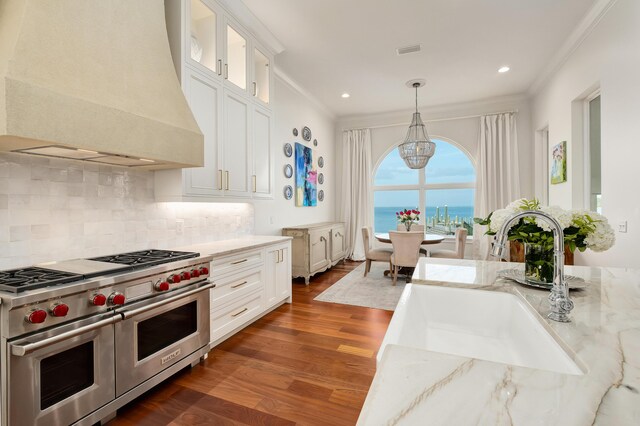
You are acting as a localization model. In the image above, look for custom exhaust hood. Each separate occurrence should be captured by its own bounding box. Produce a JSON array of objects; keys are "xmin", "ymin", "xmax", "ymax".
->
[{"xmin": 0, "ymin": 0, "xmax": 203, "ymax": 169}]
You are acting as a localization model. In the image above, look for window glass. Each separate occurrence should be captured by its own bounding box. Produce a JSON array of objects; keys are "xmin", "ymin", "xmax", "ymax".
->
[
  {"xmin": 589, "ymin": 95, "xmax": 601, "ymax": 213},
  {"xmin": 425, "ymin": 189, "xmax": 475, "ymax": 236},
  {"xmin": 373, "ymin": 139, "xmax": 475, "ymax": 236},
  {"xmin": 374, "ymin": 148, "xmax": 419, "ymax": 186},
  {"xmin": 373, "ymin": 190, "xmax": 419, "ymax": 233}
]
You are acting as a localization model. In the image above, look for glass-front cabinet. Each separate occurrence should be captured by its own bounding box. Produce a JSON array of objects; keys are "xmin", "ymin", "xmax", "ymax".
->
[
  {"xmin": 188, "ymin": 0, "xmax": 220, "ymax": 75},
  {"xmin": 225, "ymin": 23, "xmax": 247, "ymax": 90},
  {"xmin": 253, "ymin": 47, "xmax": 270, "ymax": 104}
]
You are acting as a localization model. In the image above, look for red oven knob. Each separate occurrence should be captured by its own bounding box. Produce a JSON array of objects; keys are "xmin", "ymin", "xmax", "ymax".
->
[
  {"xmin": 168, "ymin": 274, "xmax": 181, "ymax": 284},
  {"xmin": 199, "ymin": 266, "xmax": 209, "ymax": 275},
  {"xmin": 25, "ymin": 309, "xmax": 47, "ymax": 324},
  {"xmin": 190, "ymin": 269, "xmax": 200, "ymax": 278},
  {"xmin": 109, "ymin": 292, "xmax": 125, "ymax": 306},
  {"xmin": 154, "ymin": 281, "xmax": 170, "ymax": 291},
  {"xmin": 180, "ymin": 271, "xmax": 191, "ymax": 281},
  {"xmin": 90, "ymin": 293, "xmax": 107, "ymax": 306},
  {"xmin": 50, "ymin": 303, "xmax": 69, "ymax": 317}
]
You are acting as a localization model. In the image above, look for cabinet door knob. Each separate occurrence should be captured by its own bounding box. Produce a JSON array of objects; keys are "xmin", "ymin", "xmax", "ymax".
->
[
  {"xmin": 224, "ymin": 63, "xmax": 229, "ymax": 79},
  {"xmin": 217, "ymin": 59, "xmax": 222, "ymax": 76},
  {"xmin": 252, "ymin": 82, "xmax": 257, "ymax": 96},
  {"xmin": 225, "ymin": 171, "xmax": 230, "ymax": 190},
  {"xmin": 252, "ymin": 175, "xmax": 257, "ymax": 193},
  {"xmin": 218, "ymin": 169, "xmax": 223, "ymax": 190}
]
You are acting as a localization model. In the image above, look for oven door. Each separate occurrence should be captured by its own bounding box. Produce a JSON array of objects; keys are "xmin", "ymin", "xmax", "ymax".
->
[
  {"xmin": 7, "ymin": 313, "xmax": 119, "ymax": 426},
  {"xmin": 115, "ymin": 281, "xmax": 212, "ymax": 396}
]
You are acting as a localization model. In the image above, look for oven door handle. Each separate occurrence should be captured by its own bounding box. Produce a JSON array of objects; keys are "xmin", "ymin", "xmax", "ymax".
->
[
  {"xmin": 121, "ymin": 282, "xmax": 215, "ymax": 320},
  {"xmin": 10, "ymin": 315, "xmax": 121, "ymax": 357}
]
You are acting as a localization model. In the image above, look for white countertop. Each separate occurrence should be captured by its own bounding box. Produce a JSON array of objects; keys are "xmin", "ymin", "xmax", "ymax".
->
[
  {"xmin": 175, "ymin": 235, "xmax": 291, "ymax": 258},
  {"xmin": 358, "ymin": 258, "xmax": 640, "ymax": 425}
]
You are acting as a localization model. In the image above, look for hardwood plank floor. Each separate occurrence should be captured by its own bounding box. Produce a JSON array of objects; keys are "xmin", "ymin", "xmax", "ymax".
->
[{"xmin": 107, "ymin": 261, "xmax": 393, "ymax": 426}]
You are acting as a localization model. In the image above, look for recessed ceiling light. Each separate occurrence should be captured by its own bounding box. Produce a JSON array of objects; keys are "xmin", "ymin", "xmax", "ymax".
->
[
  {"xmin": 498, "ymin": 66, "xmax": 510, "ymax": 73},
  {"xmin": 341, "ymin": 93, "xmax": 350, "ymax": 98}
]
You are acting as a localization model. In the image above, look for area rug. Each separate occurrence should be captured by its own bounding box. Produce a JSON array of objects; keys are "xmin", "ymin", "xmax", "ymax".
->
[{"xmin": 314, "ymin": 262, "xmax": 407, "ymax": 311}]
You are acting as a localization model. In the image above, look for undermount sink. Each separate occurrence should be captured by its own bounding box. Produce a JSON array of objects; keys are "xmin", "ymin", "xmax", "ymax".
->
[{"xmin": 379, "ymin": 285, "xmax": 584, "ymax": 375}]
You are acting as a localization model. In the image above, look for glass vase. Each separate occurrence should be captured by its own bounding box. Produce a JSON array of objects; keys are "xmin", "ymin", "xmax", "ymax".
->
[
  {"xmin": 404, "ymin": 221, "xmax": 412, "ymax": 231},
  {"xmin": 524, "ymin": 243, "xmax": 554, "ymax": 284}
]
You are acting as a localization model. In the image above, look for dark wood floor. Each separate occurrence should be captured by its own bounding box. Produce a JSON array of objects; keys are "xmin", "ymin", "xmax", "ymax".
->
[{"xmin": 107, "ymin": 260, "xmax": 393, "ymax": 425}]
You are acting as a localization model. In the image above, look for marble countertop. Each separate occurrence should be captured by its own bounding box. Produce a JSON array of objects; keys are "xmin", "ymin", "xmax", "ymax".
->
[
  {"xmin": 358, "ymin": 258, "xmax": 640, "ymax": 425},
  {"xmin": 175, "ymin": 235, "xmax": 291, "ymax": 258}
]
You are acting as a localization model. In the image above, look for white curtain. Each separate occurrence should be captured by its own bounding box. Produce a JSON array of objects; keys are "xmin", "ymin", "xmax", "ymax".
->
[
  {"xmin": 340, "ymin": 129, "xmax": 372, "ymax": 260},
  {"xmin": 474, "ymin": 113, "xmax": 521, "ymax": 259}
]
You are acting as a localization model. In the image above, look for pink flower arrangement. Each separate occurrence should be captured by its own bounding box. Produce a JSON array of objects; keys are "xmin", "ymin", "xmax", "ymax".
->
[{"xmin": 396, "ymin": 208, "xmax": 420, "ymax": 224}]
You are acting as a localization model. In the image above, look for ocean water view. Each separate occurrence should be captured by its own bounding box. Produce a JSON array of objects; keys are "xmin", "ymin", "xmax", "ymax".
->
[{"xmin": 374, "ymin": 206, "xmax": 475, "ymax": 235}]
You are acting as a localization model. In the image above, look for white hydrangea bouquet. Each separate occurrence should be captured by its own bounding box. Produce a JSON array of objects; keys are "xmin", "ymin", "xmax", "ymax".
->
[
  {"xmin": 475, "ymin": 198, "xmax": 615, "ymax": 252},
  {"xmin": 474, "ymin": 199, "xmax": 615, "ymax": 282}
]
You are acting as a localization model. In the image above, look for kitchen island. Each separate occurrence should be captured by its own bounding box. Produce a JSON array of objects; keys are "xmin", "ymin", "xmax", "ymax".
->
[{"xmin": 358, "ymin": 258, "xmax": 640, "ymax": 425}]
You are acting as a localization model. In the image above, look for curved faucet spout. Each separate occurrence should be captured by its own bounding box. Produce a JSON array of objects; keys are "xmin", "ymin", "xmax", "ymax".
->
[{"xmin": 491, "ymin": 210, "xmax": 573, "ymax": 322}]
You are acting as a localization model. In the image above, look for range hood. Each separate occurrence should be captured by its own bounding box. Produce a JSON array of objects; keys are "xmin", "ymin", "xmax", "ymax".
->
[{"xmin": 0, "ymin": 0, "xmax": 203, "ymax": 169}]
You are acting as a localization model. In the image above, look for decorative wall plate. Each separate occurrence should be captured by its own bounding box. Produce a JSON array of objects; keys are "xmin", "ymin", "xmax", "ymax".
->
[
  {"xmin": 292, "ymin": 128, "xmax": 298, "ymax": 137},
  {"xmin": 313, "ymin": 138, "xmax": 318, "ymax": 146},
  {"xmin": 284, "ymin": 143, "xmax": 293, "ymax": 157},
  {"xmin": 284, "ymin": 185, "xmax": 293, "ymax": 199},
  {"xmin": 497, "ymin": 268, "xmax": 587, "ymax": 290},
  {"xmin": 302, "ymin": 126, "xmax": 312, "ymax": 141},
  {"xmin": 318, "ymin": 190, "xmax": 324, "ymax": 201},
  {"xmin": 284, "ymin": 164, "xmax": 293, "ymax": 178},
  {"xmin": 318, "ymin": 173, "xmax": 324, "ymax": 184},
  {"xmin": 318, "ymin": 156, "xmax": 324, "ymax": 168}
]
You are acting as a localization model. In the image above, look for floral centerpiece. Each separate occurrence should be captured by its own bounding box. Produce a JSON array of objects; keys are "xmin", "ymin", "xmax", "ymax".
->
[
  {"xmin": 396, "ymin": 208, "xmax": 421, "ymax": 231},
  {"xmin": 474, "ymin": 199, "xmax": 615, "ymax": 283}
]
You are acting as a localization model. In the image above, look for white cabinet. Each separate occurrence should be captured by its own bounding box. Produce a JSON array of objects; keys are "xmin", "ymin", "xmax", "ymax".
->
[
  {"xmin": 209, "ymin": 239, "xmax": 292, "ymax": 346},
  {"xmin": 265, "ymin": 243, "xmax": 291, "ymax": 308},
  {"xmin": 282, "ymin": 222, "xmax": 347, "ymax": 285},
  {"xmin": 158, "ymin": 0, "xmax": 274, "ymax": 201}
]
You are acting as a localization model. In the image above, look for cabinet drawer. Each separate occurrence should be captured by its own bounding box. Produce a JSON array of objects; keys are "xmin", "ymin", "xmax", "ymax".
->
[
  {"xmin": 211, "ymin": 266, "xmax": 263, "ymax": 309},
  {"xmin": 210, "ymin": 249, "xmax": 263, "ymax": 279},
  {"xmin": 210, "ymin": 289, "xmax": 262, "ymax": 342}
]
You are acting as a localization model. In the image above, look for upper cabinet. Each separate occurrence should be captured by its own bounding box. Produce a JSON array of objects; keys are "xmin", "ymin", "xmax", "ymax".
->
[{"xmin": 159, "ymin": 0, "xmax": 275, "ymax": 201}]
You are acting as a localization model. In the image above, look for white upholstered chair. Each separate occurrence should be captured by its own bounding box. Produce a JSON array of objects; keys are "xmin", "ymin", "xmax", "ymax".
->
[
  {"xmin": 429, "ymin": 228, "xmax": 468, "ymax": 259},
  {"xmin": 389, "ymin": 231, "xmax": 425, "ymax": 285},
  {"xmin": 362, "ymin": 227, "xmax": 393, "ymax": 277}
]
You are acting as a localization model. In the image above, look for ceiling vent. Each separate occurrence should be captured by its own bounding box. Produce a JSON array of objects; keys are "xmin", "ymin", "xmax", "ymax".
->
[{"xmin": 396, "ymin": 44, "xmax": 422, "ymax": 55}]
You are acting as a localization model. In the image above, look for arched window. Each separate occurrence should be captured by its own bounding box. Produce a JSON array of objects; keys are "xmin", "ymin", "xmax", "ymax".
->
[{"xmin": 373, "ymin": 139, "xmax": 475, "ymax": 235}]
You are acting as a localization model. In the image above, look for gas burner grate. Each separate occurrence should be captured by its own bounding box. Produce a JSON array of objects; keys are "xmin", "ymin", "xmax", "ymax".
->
[
  {"xmin": 0, "ymin": 267, "xmax": 83, "ymax": 293},
  {"xmin": 89, "ymin": 249, "xmax": 199, "ymax": 268}
]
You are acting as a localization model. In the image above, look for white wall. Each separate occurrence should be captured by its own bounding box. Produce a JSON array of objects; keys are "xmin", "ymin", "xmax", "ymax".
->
[
  {"xmin": 531, "ymin": 0, "xmax": 640, "ymax": 268},
  {"xmin": 0, "ymin": 153, "xmax": 253, "ymax": 269},
  {"xmin": 335, "ymin": 96, "xmax": 533, "ymax": 255},
  {"xmin": 252, "ymin": 73, "xmax": 337, "ymax": 235}
]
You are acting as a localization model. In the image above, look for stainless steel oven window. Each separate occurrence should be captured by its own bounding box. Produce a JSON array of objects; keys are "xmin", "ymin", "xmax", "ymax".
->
[
  {"xmin": 137, "ymin": 301, "xmax": 198, "ymax": 360},
  {"xmin": 40, "ymin": 341, "xmax": 94, "ymax": 409}
]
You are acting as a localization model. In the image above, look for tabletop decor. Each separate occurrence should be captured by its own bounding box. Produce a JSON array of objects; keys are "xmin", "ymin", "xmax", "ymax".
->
[
  {"xmin": 474, "ymin": 198, "xmax": 615, "ymax": 284},
  {"xmin": 396, "ymin": 209, "xmax": 421, "ymax": 231}
]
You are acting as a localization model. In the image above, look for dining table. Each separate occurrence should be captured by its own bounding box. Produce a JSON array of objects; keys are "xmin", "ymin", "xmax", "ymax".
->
[{"xmin": 374, "ymin": 232, "xmax": 445, "ymax": 280}]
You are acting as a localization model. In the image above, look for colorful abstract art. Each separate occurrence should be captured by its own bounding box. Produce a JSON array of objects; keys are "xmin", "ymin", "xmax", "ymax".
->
[
  {"xmin": 551, "ymin": 141, "xmax": 567, "ymax": 184},
  {"xmin": 295, "ymin": 143, "xmax": 317, "ymax": 206}
]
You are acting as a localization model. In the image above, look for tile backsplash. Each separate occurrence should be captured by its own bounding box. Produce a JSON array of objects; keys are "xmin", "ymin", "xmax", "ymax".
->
[{"xmin": 0, "ymin": 153, "xmax": 254, "ymax": 269}]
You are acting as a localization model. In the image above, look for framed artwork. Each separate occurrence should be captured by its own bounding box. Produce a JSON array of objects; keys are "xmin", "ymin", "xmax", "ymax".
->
[
  {"xmin": 295, "ymin": 142, "xmax": 317, "ymax": 206},
  {"xmin": 550, "ymin": 141, "xmax": 567, "ymax": 184}
]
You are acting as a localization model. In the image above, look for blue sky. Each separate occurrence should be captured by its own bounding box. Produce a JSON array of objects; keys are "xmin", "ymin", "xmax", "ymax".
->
[{"xmin": 374, "ymin": 140, "xmax": 475, "ymax": 207}]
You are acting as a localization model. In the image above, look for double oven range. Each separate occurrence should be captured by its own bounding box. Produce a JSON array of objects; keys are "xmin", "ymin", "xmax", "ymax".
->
[{"xmin": 0, "ymin": 249, "xmax": 214, "ymax": 425}]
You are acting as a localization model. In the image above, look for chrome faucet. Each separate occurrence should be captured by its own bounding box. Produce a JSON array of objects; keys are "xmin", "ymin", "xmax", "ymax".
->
[{"xmin": 491, "ymin": 210, "xmax": 574, "ymax": 322}]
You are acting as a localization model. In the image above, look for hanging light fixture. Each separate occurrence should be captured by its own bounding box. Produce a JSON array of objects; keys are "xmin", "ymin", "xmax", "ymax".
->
[{"xmin": 398, "ymin": 79, "xmax": 436, "ymax": 169}]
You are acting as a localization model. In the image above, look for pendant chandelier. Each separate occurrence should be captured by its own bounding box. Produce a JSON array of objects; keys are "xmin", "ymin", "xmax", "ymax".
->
[{"xmin": 398, "ymin": 80, "xmax": 436, "ymax": 169}]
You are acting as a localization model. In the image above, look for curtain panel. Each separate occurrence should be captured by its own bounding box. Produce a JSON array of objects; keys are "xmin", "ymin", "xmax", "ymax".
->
[
  {"xmin": 474, "ymin": 113, "xmax": 521, "ymax": 259},
  {"xmin": 340, "ymin": 128, "xmax": 372, "ymax": 260}
]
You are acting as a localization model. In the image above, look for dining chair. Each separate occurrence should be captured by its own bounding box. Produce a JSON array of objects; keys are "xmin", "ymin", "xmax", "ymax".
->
[
  {"xmin": 388, "ymin": 231, "xmax": 425, "ymax": 285},
  {"xmin": 429, "ymin": 228, "xmax": 468, "ymax": 259},
  {"xmin": 362, "ymin": 227, "xmax": 393, "ymax": 277}
]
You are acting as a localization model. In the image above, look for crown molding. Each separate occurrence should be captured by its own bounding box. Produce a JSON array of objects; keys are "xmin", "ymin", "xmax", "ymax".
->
[
  {"xmin": 274, "ymin": 66, "xmax": 337, "ymax": 121},
  {"xmin": 528, "ymin": 0, "xmax": 618, "ymax": 95}
]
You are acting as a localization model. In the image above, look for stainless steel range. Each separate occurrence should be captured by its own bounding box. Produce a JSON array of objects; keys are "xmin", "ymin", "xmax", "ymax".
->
[{"xmin": 0, "ymin": 249, "xmax": 214, "ymax": 426}]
